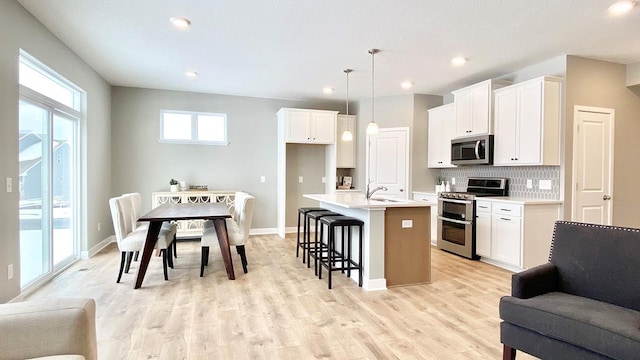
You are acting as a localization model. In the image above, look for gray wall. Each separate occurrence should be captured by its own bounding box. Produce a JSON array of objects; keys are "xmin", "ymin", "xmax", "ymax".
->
[
  {"xmin": 285, "ymin": 144, "xmax": 327, "ymax": 227},
  {"xmin": 565, "ymin": 56, "xmax": 640, "ymax": 227},
  {"xmin": 110, "ymin": 87, "xmax": 343, "ymax": 230},
  {"xmin": 0, "ymin": 1, "xmax": 112, "ymax": 302},
  {"xmin": 354, "ymin": 94, "xmax": 444, "ymax": 195}
]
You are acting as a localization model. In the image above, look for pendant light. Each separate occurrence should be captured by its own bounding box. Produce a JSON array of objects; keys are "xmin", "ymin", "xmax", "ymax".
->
[
  {"xmin": 341, "ymin": 69, "xmax": 354, "ymax": 141},
  {"xmin": 367, "ymin": 49, "xmax": 379, "ymax": 135}
]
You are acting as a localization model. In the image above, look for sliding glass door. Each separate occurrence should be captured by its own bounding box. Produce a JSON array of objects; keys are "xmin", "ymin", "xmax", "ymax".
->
[
  {"xmin": 19, "ymin": 100, "xmax": 78, "ymax": 288},
  {"xmin": 19, "ymin": 51, "xmax": 84, "ymax": 292}
]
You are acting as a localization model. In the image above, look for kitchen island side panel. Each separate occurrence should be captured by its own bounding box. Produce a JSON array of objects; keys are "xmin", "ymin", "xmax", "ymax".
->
[{"xmin": 384, "ymin": 207, "xmax": 432, "ymax": 286}]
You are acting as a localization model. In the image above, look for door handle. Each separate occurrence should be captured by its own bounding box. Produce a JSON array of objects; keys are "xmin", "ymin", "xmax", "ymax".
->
[{"xmin": 603, "ymin": 195, "xmax": 611, "ymax": 200}]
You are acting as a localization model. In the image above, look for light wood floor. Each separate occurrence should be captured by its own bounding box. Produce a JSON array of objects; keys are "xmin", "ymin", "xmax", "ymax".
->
[{"xmin": 26, "ymin": 234, "xmax": 538, "ymax": 359}]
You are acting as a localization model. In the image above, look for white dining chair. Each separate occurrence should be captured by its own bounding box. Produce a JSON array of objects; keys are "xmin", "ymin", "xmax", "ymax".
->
[
  {"xmin": 109, "ymin": 195, "xmax": 176, "ymax": 283},
  {"xmin": 200, "ymin": 191, "xmax": 255, "ymax": 277},
  {"xmin": 123, "ymin": 192, "xmax": 177, "ymax": 260}
]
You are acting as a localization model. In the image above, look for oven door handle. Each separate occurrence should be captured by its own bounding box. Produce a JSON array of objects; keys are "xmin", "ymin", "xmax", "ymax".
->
[
  {"xmin": 474, "ymin": 140, "xmax": 481, "ymax": 159},
  {"xmin": 438, "ymin": 216, "xmax": 473, "ymax": 226},
  {"xmin": 438, "ymin": 198, "xmax": 473, "ymax": 205}
]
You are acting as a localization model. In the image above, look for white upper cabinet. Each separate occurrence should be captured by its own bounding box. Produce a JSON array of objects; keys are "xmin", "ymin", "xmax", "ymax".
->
[
  {"xmin": 453, "ymin": 79, "xmax": 511, "ymax": 137},
  {"xmin": 493, "ymin": 76, "xmax": 562, "ymax": 166},
  {"xmin": 280, "ymin": 108, "xmax": 337, "ymax": 144},
  {"xmin": 427, "ymin": 103, "xmax": 456, "ymax": 168},
  {"xmin": 336, "ymin": 115, "xmax": 356, "ymax": 168}
]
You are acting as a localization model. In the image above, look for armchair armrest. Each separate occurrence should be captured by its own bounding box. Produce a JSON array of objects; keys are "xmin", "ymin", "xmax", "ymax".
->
[
  {"xmin": 0, "ymin": 298, "xmax": 97, "ymax": 360},
  {"xmin": 511, "ymin": 262, "xmax": 559, "ymax": 299}
]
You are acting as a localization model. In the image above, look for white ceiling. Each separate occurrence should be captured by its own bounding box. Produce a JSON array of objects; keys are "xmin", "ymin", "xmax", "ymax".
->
[{"xmin": 17, "ymin": 0, "xmax": 640, "ymax": 102}]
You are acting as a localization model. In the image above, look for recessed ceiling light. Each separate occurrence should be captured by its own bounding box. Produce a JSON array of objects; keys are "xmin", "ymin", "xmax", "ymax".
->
[
  {"xmin": 170, "ymin": 17, "xmax": 191, "ymax": 28},
  {"xmin": 401, "ymin": 81, "xmax": 413, "ymax": 89},
  {"xmin": 323, "ymin": 87, "xmax": 334, "ymax": 94},
  {"xmin": 608, "ymin": 1, "xmax": 637, "ymax": 15},
  {"xmin": 184, "ymin": 71, "xmax": 198, "ymax": 77},
  {"xmin": 451, "ymin": 56, "xmax": 467, "ymax": 66}
]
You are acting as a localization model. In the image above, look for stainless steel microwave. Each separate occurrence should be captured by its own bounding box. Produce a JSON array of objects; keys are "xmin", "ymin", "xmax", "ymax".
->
[{"xmin": 451, "ymin": 134, "xmax": 493, "ymax": 165}]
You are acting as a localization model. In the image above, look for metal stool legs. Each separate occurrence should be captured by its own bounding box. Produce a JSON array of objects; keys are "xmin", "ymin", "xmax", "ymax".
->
[
  {"xmin": 317, "ymin": 216, "xmax": 364, "ymax": 289},
  {"xmin": 296, "ymin": 207, "xmax": 325, "ymax": 262}
]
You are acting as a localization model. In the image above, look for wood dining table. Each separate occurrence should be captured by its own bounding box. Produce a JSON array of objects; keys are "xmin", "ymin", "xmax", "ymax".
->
[{"xmin": 135, "ymin": 202, "xmax": 234, "ymax": 289}]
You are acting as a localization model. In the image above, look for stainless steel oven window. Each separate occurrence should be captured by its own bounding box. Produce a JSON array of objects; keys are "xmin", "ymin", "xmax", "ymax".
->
[{"xmin": 441, "ymin": 220, "xmax": 467, "ymax": 245}]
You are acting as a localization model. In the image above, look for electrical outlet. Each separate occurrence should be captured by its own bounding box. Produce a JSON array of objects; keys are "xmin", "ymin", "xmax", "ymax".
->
[
  {"xmin": 539, "ymin": 179, "xmax": 552, "ymax": 190},
  {"xmin": 321, "ymin": 176, "xmax": 326, "ymax": 183},
  {"xmin": 526, "ymin": 179, "xmax": 533, "ymax": 189},
  {"xmin": 98, "ymin": 222, "xmax": 101, "ymax": 232},
  {"xmin": 8, "ymin": 264, "xmax": 13, "ymax": 280},
  {"xmin": 298, "ymin": 176, "xmax": 304, "ymax": 183},
  {"xmin": 260, "ymin": 176, "xmax": 266, "ymax": 183},
  {"xmin": 401, "ymin": 220, "xmax": 413, "ymax": 228},
  {"xmin": 451, "ymin": 178, "xmax": 456, "ymax": 185},
  {"xmin": 5, "ymin": 177, "xmax": 11, "ymax": 193}
]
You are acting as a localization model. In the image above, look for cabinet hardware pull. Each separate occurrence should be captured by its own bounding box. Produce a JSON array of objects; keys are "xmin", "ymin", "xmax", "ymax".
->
[
  {"xmin": 500, "ymin": 208, "xmax": 511, "ymax": 211},
  {"xmin": 500, "ymin": 217, "xmax": 511, "ymax": 221}
]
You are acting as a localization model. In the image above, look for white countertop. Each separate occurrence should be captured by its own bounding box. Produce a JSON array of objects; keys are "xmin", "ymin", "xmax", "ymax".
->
[
  {"xmin": 304, "ymin": 193, "xmax": 433, "ymax": 209},
  {"xmin": 476, "ymin": 197, "xmax": 563, "ymax": 205}
]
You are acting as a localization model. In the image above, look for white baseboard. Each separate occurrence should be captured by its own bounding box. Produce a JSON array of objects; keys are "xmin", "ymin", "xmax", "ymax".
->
[
  {"xmin": 364, "ymin": 278, "xmax": 387, "ymax": 291},
  {"xmin": 249, "ymin": 227, "xmax": 278, "ymax": 235},
  {"xmin": 285, "ymin": 226, "xmax": 316, "ymax": 234},
  {"xmin": 480, "ymin": 258, "xmax": 522, "ymax": 273},
  {"xmin": 81, "ymin": 235, "xmax": 114, "ymax": 259}
]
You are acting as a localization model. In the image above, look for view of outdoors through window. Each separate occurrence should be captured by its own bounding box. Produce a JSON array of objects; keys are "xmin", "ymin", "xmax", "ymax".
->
[
  {"xmin": 18, "ymin": 52, "xmax": 81, "ymax": 289},
  {"xmin": 161, "ymin": 110, "xmax": 227, "ymax": 144}
]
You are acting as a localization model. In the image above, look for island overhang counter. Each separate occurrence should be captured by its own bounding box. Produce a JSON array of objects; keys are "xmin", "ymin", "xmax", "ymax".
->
[{"xmin": 304, "ymin": 193, "xmax": 434, "ymax": 290}]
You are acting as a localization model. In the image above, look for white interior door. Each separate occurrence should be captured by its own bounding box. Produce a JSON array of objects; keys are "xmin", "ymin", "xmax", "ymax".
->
[
  {"xmin": 572, "ymin": 106, "xmax": 614, "ymax": 225},
  {"xmin": 367, "ymin": 128, "xmax": 409, "ymax": 199}
]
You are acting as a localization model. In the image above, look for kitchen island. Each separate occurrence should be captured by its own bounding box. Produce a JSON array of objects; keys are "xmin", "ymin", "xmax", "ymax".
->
[{"xmin": 304, "ymin": 193, "xmax": 434, "ymax": 290}]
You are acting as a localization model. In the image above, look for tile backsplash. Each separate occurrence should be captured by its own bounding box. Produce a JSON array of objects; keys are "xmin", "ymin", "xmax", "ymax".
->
[{"xmin": 440, "ymin": 166, "xmax": 561, "ymax": 199}]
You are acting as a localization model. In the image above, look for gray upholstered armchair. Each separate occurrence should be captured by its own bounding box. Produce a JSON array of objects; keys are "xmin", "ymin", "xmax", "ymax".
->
[
  {"xmin": 0, "ymin": 298, "xmax": 97, "ymax": 360},
  {"xmin": 499, "ymin": 221, "xmax": 640, "ymax": 360}
]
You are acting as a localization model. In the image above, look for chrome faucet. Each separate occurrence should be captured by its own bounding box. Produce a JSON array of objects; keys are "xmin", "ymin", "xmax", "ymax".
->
[{"xmin": 366, "ymin": 182, "xmax": 388, "ymax": 199}]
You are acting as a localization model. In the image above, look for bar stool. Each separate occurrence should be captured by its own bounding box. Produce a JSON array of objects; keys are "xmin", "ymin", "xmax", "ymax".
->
[
  {"xmin": 306, "ymin": 210, "xmax": 342, "ymax": 272},
  {"xmin": 296, "ymin": 207, "xmax": 326, "ymax": 262},
  {"xmin": 317, "ymin": 215, "xmax": 364, "ymax": 289}
]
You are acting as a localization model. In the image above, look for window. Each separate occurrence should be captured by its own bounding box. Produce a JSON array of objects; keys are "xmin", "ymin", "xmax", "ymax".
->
[
  {"xmin": 160, "ymin": 110, "xmax": 227, "ymax": 145},
  {"xmin": 18, "ymin": 50, "xmax": 83, "ymax": 292}
]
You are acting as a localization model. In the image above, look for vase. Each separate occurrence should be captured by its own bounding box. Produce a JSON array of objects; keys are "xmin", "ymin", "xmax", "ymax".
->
[{"xmin": 170, "ymin": 184, "xmax": 179, "ymax": 192}]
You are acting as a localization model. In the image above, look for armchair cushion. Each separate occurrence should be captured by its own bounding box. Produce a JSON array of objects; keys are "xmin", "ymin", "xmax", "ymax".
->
[
  {"xmin": 0, "ymin": 298, "xmax": 97, "ymax": 360},
  {"xmin": 500, "ymin": 292, "xmax": 640, "ymax": 360}
]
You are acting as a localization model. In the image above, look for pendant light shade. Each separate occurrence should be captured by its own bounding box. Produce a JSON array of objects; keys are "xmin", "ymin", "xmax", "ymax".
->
[
  {"xmin": 341, "ymin": 129, "xmax": 353, "ymax": 141},
  {"xmin": 341, "ymin": 68, "xmax": 353, "ymax": 142},
  {"xmin": 366, "ymin": 121, "xmax": 379, "ymax": 135},
  {"xmin": 367, "ymin": 49, "xmax": 379, "ymax": 135}
]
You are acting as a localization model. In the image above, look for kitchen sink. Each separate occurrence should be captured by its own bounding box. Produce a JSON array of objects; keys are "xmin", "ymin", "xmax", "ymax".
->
[{"xmin": 371, "ymin": 197, "xmax": 402, "ymax": 203}]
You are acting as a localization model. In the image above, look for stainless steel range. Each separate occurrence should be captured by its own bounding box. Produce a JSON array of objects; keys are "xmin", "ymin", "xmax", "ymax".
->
[{"xmin": 437, "ymin": 178, "xmax": 509, "ymax": 259}]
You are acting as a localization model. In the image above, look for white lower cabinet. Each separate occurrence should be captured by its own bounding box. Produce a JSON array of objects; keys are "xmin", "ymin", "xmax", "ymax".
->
[
  {"xmin": 475, "ymin": 201, "xmax": 492, "ymax": 258},
  {"xmin": 412, "ymin": 192, "xmax": 438, "ymax": 245},
  {"xmin": 476, "ymin": 200, "xmax": 561, "ymax": 271},
  {"xmin": 491, "ymin": 213, "xmax": 522, "ymax": 267}
]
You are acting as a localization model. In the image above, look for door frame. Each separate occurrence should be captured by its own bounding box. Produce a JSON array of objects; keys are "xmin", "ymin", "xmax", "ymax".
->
[
  {"xmin": 365, "ymin": 127, "xmax": 411, "ymax": 198},
  {"xmin": 571, "ymin": 105, "xmax": 615, "ymax": 224}
]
